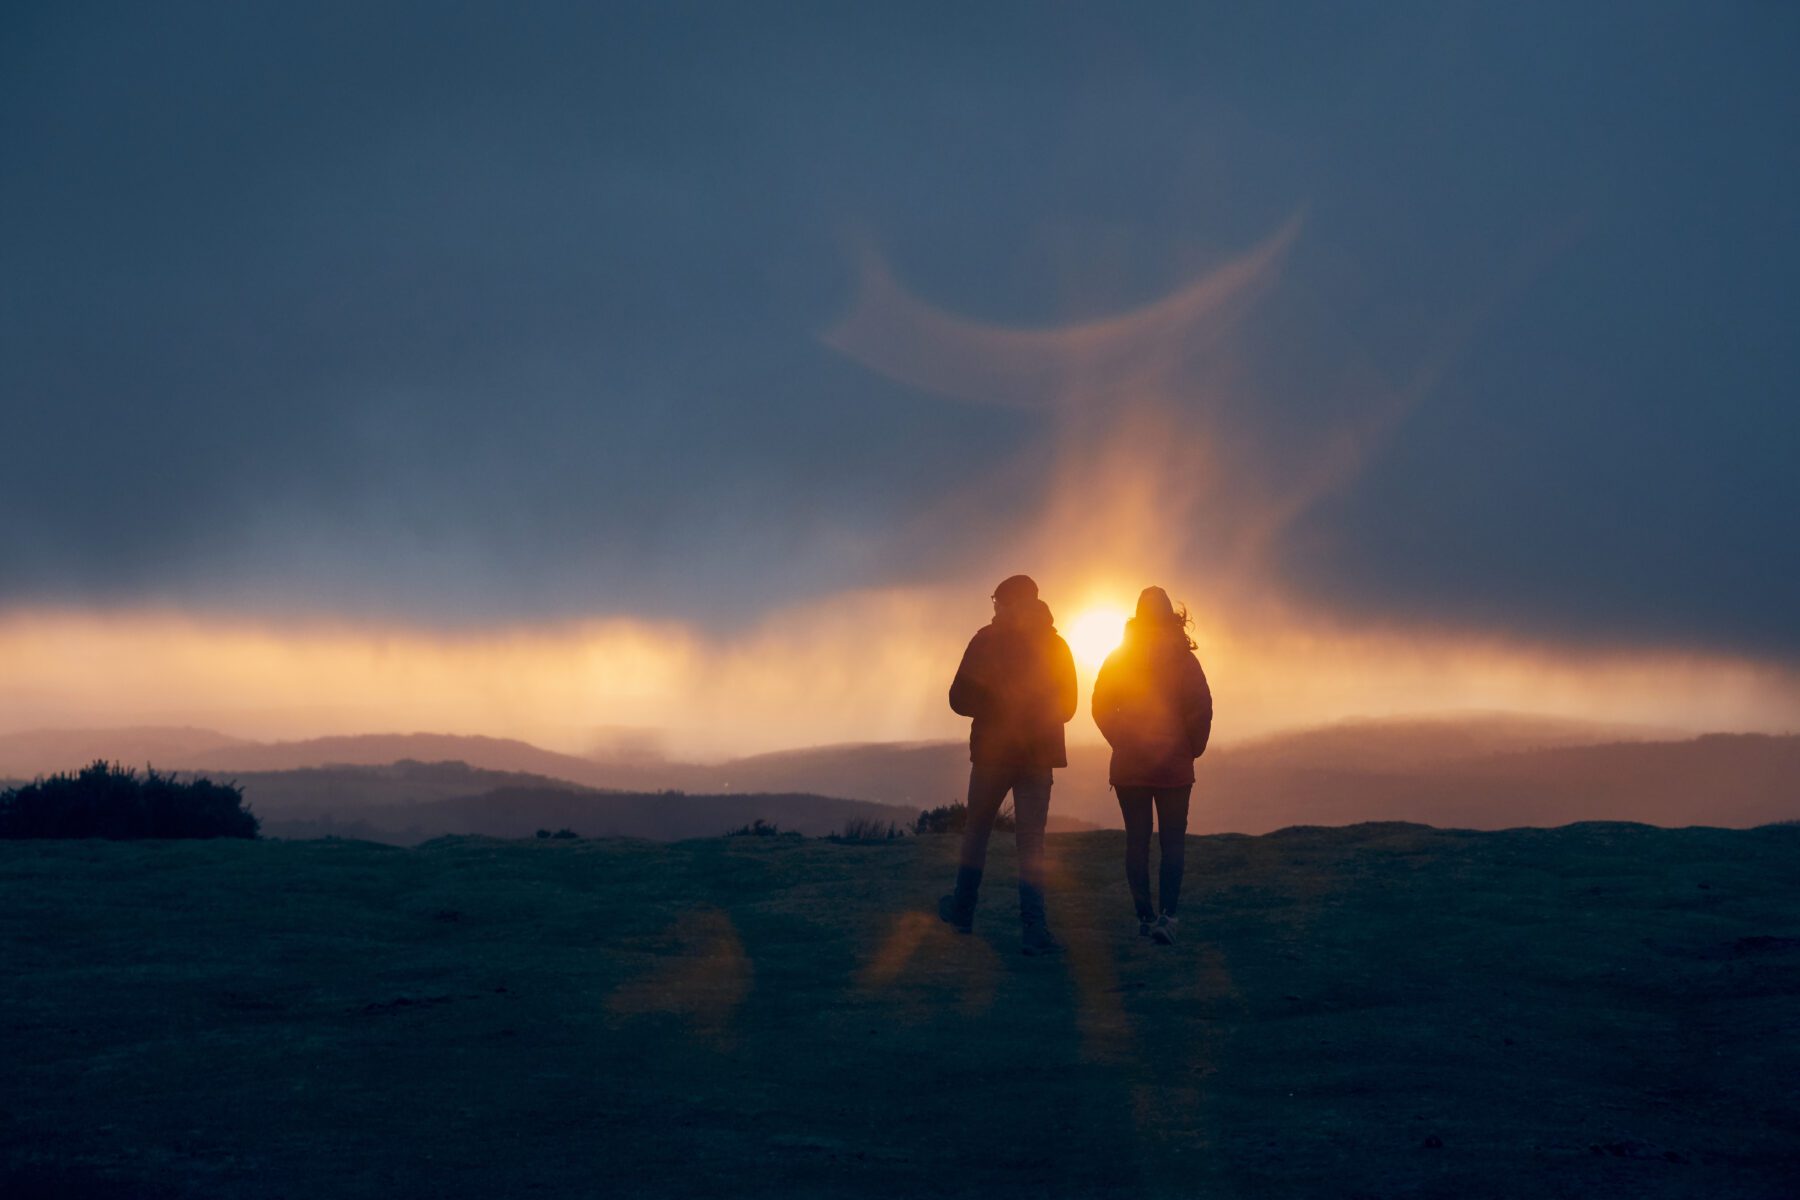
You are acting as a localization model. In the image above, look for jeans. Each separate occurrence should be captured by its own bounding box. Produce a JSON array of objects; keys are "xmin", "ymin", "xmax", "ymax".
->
[
  {"xmin": 1116, "ymin": 785, "xmax": 1191, "ymax": 921},
  {"xmin": 957, "ymin": 763, "xmax": 1053, "ymax": 924}
]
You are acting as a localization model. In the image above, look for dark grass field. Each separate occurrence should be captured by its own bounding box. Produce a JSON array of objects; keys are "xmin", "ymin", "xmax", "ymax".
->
[{"xmin": 3, "ymin": 823, "xmax": 1798, "ymax": 1198}]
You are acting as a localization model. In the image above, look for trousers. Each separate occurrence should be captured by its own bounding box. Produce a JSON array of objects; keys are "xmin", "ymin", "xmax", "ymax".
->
[
  {"xmin": 957, "ymin": 763, "xmax": 1053, "ymax": 924},
  {"xmin": 1116, "ymin": 784, "xmax": 1191, "ymax": 920}
]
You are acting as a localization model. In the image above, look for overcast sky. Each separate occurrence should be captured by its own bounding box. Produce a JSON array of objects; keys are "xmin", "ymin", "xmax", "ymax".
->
[{"xmin": 5, "ymin": 2, "xmax": 1797, "ymax": 673}]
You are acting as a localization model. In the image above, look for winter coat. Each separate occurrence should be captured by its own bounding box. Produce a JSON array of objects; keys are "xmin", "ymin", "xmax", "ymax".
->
[
  {"xmin": 949, "ymin": 618, "xmax": 1078, "ymax": 769},
  {"xmin": 1091, "ymin": 622, "xmax": 1213, "ymax": 787}
]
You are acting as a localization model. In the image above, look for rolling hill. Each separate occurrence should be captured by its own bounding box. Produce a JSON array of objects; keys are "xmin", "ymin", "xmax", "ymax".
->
[
  {"xmin": 201, "ymin": 761, "xmax": 925, "ymax": 843},
  {"xmin": 3, "ymin": 714, "xmax": 1796, "ymax": 834}
]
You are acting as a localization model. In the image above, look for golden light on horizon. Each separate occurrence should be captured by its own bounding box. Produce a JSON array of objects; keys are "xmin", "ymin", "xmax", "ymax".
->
[
  {"xmin": 1066, "ymin": 605, "xmax": 1131, "ymax": 672},
  {"xmin": 2, "ymin": 596, "xmax": 1799, "ymax": 763}
]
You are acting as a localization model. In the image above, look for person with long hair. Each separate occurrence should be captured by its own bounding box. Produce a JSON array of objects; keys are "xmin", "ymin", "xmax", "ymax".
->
[
  {"xmin": 939, "ymin": 575, "xmax": 1078, "ymax": 956},
  {"xmin": 1091, "ymin": 586, "xmax": 1213, "ymax": 945}
]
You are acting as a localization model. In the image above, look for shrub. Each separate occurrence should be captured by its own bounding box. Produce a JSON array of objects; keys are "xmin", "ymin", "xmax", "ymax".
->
[
  {"xmin": 551, "ymin": 828, "xmax": 578, "ymax": 840},
  {"xmin": 829, "ymin": 817, "xmax": 905, "ymax": 843},
  {"xmin": 914, "ymin": 800, "xmax": 1014, "ymax": 836},
  {"xmin": 726, "ymin": 818, "xmax": 782, "ymax": 837},
  {"xmin": 0, "ymin": 760, "xmax": 258, "ymax": 840},
  {"xmin": 914, "ymin": 801, "xmax": 961, "ymax": 835}
]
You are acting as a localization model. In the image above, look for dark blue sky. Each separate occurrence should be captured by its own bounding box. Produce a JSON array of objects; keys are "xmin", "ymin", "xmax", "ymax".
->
[{"xmin": 4, "ymin": 2, "xmax": 1796, "ymax": 658}]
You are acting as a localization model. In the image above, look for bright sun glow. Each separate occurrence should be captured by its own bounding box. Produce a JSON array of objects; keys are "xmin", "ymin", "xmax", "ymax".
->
[{"xmin": 1065, "ymin": 605, "xmax": 1131, "ymax": 671}]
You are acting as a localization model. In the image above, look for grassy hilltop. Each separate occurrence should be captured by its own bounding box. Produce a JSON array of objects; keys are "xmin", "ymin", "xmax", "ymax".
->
[{"xmin": 3, "ymin": 824, "xmax": 1798, "ymax": 1199}]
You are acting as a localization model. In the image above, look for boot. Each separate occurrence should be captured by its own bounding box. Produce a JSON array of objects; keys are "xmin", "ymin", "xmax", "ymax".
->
[
  {"xmin": 1018, "ymin": 881, "xmax": 1063, "ymax": 956},
  {"xmin": 937, "ymin": 866, "xmax": 981, "ymax": 934}
]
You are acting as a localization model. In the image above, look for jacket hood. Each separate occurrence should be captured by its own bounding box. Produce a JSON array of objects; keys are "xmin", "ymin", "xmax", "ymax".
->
[
  {"xmin": 1122, "ymin": 615, "xmax": 1186, "ymax": 647},
  {"xmin": 1134, "ymin": 586, "xmax": 1176, "ymax": 622},
  {"xmin": 996, "ymin": 597, "xmax": 1056, "ymax": 635}
]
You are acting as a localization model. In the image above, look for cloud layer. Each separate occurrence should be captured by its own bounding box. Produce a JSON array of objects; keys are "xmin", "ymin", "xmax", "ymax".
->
[{"xmin": 4, "ymin": 3, "xmax": 1798, "ymax": 744}]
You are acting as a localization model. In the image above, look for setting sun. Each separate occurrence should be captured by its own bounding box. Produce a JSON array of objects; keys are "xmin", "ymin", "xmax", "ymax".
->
[{"xmin": 1065, "ymin": 605, "xmax": 1131, "ymax": 671}]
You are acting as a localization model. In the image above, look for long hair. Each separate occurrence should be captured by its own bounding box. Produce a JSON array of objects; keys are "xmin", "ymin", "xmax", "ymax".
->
[
  {"xmin": 1126, "ymin": 603, "xmax": 1196, "ymax": 650},
  {"xmin": 1170, "ymin": 603, "xmax": 1197, "ymax": 651}
]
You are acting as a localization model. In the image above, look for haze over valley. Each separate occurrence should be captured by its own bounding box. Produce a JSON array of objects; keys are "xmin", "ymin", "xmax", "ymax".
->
[{"xmin": 5, "ymin": 712, "xmax": 1793, "ymax": 841}]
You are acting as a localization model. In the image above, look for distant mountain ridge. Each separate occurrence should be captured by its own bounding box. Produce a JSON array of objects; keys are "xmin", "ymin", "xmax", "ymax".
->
[
  {"xmin": 3, "ymin": 715, "xmax": 1795, "ymax": 832},
  {"xmin": 0, "ymin": 726, "xmax": 254, "ymax": 778},
  {"xmin": 0, "ymin": 728, "xmax": 648, "ymax": 792},
  {"xmin": 222, "ymin": 759, "xmax": 954, "ymax": 844},
  {"xmin": 1217, "ymin": 712, "xmax": 1681, "ymax": 771}
]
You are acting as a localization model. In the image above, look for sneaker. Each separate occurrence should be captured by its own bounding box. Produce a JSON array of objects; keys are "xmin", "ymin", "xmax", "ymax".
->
[
  {"xmin": 1138, "ymin": 919, "xmax": 1154, "ymax": 938},
  {"xmin": 1150, "ymin": 914, "xmax": 1179, "ymax": 946},
  {"xmin": 937, "ymin": 894, "xmax": 973, "ymax": 934},
  {"xmin": 1021, "ymin": 923, "xmax": 1064, "ymax": 957}
]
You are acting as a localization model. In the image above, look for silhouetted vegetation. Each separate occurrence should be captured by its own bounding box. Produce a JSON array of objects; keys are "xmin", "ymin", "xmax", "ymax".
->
[
  {"xmin": 726, "ymin": 817, "xmax": 783, "ymax": 837},
  {"xmin": 534, "ymin": 828, "xmax": 580, "ymax": 840},
  {"xmin": 913, "ymin": 800, "xmax": 1014, "ymax": 836},
  {"xmin": 0, "ymin": 760, "xmax": 257, "ymax": 840},
  {"xmin": 828, "ymin": 817, "xmax": 906, "ymax": 843}
]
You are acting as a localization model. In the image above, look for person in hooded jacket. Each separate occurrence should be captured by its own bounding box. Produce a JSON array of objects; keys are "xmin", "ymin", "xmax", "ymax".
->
[
  {"xmin": 1091, "ymin": 586, "xmax": 1213, "ymax": 945},
  {"xmin": 939, "ymin": 574, "xmax": 1077, "ymax": 956}
]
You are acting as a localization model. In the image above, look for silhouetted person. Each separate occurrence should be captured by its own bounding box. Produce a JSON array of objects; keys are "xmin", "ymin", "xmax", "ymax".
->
[
  {"xmin": 939, "ymin": 575, "xmax": 1077, "ymax": 956},
  {"xmin": 1092, "ymin": 586, "xmax": 1212, "ymax": 945}
]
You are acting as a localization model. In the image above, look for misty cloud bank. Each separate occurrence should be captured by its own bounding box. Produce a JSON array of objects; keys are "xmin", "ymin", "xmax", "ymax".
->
[{"xmin": 4, "ymin": 3, "xmax": 1797, "ymax": 661}]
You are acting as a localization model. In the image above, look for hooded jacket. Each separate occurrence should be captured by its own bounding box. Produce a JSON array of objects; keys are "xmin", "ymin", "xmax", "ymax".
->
[
  {"xmin": 1091, "ymin": 619, "xmax": 1213, "ymax": 787},
  {"xmin": 949, "ymin": 608, "xmax": 1078, "ymax": 769}
]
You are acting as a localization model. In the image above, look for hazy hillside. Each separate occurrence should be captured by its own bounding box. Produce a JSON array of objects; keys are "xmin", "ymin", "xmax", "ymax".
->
[
  {"xmin": 0, "ymin": 725, "xmax": 253, "ymax": 778},
  {"xmin": 195, "ymin": 732, "xmax": 624, "ymax": 787},
  {"xmin": 1194, "ymin": 732, "xmax": 1800, "ymax": 833},
  {"xmin": 689, "ymin": 725, "xmax": 1800, "ymax": 832},
  {"xmin": 7, "ymin": 713, "xmax": 1643, "ymax": 795},
  {"xmin": 666, "ymin": 740, "xmax": 982, "ymax": 809},
  {"xmin": 6, "ymin": 716, "xmax": 1796, "ymax": 833},
  {"xmin": 206, "ymin": 761, "xmax": 916, "ymax": 843},
  {"xmin": 0, "ymin": 728, "xmax": 677, "ymax": 795},
  {"xmin": 228, "ymin": 760, "xmax": 594, "ymax": 816},
  {"xmin": 5, "ymin": 824, "xmax": 1797, "ymax": 1198},
  {"xmin": 1216, "ymin": 712, "xmax": 1675, "ymax": 771},
  {"xmin": 609, "ymin": 732, "xmax": 1800, "ymax": 833},
  {"xmin": 235, "ymin": 762, "xmax": 1098, "ymax": 844},
  {"xmin": 614, "ymin": 717, "xmax": 1796, "ymax": 831},
  {"xmin": 1460, "ymin": 733, "xmax": 1800, "ymax": 827}
]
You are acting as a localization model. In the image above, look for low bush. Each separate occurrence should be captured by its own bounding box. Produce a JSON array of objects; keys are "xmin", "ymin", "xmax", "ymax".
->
[
  {"xmin": 726, "ymin": 818, "xmax": 782, "ymax": 837},
  {"xmin": 914, "ymin": 800, "xmax": 1015, "ymax": 836},
  {"xmin": 0, "ymin": 760, "xmax": 258, "ymax": 840}
]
